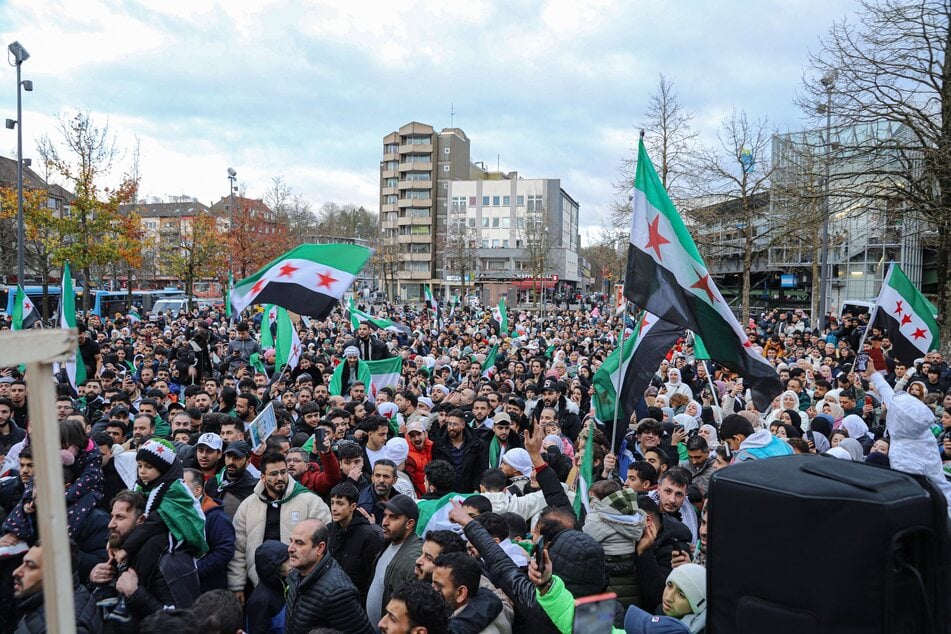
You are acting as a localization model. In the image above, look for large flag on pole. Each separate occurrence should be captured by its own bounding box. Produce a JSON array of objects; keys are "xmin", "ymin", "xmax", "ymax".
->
[
  {"xmin": 868, "ymin": 263, "xmax": 939, "ymax": 364},
  {"xmin": 12, "ymin": 286, "xmax": 40, "ymax": 330},
  {"xmin": 260, "ymin": 304, "xmax": 278, "ymax": 350},
  {"xmin": 592, "ymin": 311, "xmax": 683, "ymax": 430},
  {"xmin": 275, "ymin": 307, "xmax": 302, "ymax": 371},
  {"xmin": 491, "ymin": 297, "xmax": 508, "ymax": 334},
  {"xmin": 623, "ymin": 137, "xmax": 781, "ymax": 410},
  {"xmin": 425, "ymin": 284, "xmax": 441, "ymax": 328},
  {"xmin": 481, "ymin": 344, "xmax": 499, "ymax": 378},
  {"xmin": 58, "ymin": 262, "xmax": 86, "ymax": 390},
  {"xmin": 348, "ymin": 296, "xmax": 399, "ymax": 332},
  {"xmin": 230, "ymin": 243, "xmax": 372, "ymax": 319}
]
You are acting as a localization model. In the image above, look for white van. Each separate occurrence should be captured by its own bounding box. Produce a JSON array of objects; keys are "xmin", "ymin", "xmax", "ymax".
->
[{"xmin": 151, "ymin": 297, "xmax": 190, "ymax": 315}]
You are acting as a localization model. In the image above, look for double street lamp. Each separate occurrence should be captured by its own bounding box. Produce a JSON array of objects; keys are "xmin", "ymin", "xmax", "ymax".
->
[{"xmin": 6, "ymin": 40, "xmax": 32, "ymax": 285}]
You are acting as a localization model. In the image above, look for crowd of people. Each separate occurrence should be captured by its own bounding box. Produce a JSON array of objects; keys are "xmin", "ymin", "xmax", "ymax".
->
[{"xmin": 0, "ymin": 297, "xmax": 949, "ymax": 633}]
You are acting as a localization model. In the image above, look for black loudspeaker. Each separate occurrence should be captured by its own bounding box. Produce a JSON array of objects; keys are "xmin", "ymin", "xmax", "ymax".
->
[{"xmin": 707, "ymin": 455, "xmax": 950, "ymax": 634}]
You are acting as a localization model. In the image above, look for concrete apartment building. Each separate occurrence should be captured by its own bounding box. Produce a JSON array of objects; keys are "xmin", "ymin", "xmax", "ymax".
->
[{"xmin": 379, "ymin": 122, "xmax": 581, "ymax": 301}]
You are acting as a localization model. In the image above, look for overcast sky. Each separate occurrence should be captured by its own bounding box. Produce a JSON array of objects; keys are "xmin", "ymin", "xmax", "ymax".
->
[{"xmin": 1, "ymin": 0, "xmax": 857, "ymax": 242}]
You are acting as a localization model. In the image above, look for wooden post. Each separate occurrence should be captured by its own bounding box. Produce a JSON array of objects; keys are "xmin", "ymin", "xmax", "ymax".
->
[{"xmin": 0, "ymin": 328, "xmax": 79, "ymax": 634}]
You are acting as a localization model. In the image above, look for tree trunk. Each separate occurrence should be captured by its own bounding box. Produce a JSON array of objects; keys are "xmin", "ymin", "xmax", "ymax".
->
[
  {"xmin": 742, "ymin": 230, "xmax": 753, "ymax": 321},
  {"xmin": 810, "ymin": 229, "xmax": 820, "ymax": 326},
  {"xmin": 938, "ymin": 220, "xmax": 951, "ymax": 358},
  {"xmin": 82, "ymin": 265, "xmax": 91, "ymax": 313}
]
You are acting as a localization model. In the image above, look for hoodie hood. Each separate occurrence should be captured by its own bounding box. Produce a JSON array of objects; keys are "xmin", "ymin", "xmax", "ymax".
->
[
  {"xmin": 739, "ymin": 428, "xmax": 776, "ymax": 450},
  {"xmin": 254, "ymin": 539, "xmax": 289, "ymax": 590}
]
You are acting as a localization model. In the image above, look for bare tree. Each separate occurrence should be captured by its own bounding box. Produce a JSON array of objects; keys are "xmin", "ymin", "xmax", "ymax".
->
[
  {"xmin": 442, "ymin": 215, "xmax": 478, "ymax": 297},
  {"xmin": 580, "ymin": 223, "xmax": 627, "ymax": 293},
  {"xmin": 801, "ymin": 0, "xmax": 951, "ymax": 347},
  {"xmin": 517, "ymin": 203, "xmax": 556, "ymax": 311},
  {"xmin": 611, "ymin": 74, "xmax": 699, "ymax": 231},
  {"xmin": 689, "ymin": 109, "xmax": 775, "ymax": 319}
]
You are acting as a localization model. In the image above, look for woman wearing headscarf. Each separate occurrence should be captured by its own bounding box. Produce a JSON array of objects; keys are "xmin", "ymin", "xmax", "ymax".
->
[
  {"xmin": 698, "ymin": 424, "xmax": 720, "ymax": 452},
  {"xmin": 838, "ymin": 437, "xmax": 866, "ymax": 462},
  {"xmin": 841, "ymin": 414, "xmax": 874, "ymax": 454},
  {"xmin": 807, "ymin": 413, "xmax": 833, "ymax": 454},
  {"xmin": 664, "ymin": 367, "xmax": 694, "ymax": 400},
  {"xmin": 768, "ymin": 391, "xmax": 807, "ymax": 430}
]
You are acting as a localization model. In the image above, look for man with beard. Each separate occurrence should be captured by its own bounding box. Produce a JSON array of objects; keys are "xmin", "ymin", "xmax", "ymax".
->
[
  {"xmin": 326, "ymin": 482, "xmax": 383, "ymax": 600},
  {"xmin": 193, "ymin": 391, "xmax": 214, "ymax": 415},
  {"xmin": 123, "ymin": 414, "xmax": 154, "ymax": 450},
  {"xmin": 234, "ymin": 393, "xmax": 259, "ymax": 427},
  {"xmin": 413, "ymin": 529, "xmax": 467, "ymax": 582},
  {"xmin": 228, "ymin": 453, "xmax": 330, "ymax": 604},
  {"xmin": 9, "ymin": 380, "xmax": 28, "ymax": 430},
  {"xmin": 431, "ymin": 409, "xmax": 486, "ymax": 493},
  {"xmin": 191, "ymin": 432, "xmax": 224, "ymax": 483},
  {"xmin": 14, "ymin": 542, "xmax": 101, "ymax": 632},
  {"xmin": 346, "ymin": 322, "xmax": 391, "ymax": 361},
  {"xmin": 89, "ymin": 491, "xmax": 201, "ymax": 626},
  {"xmin": 365, "ymin": 494, "xmax": 422, "ymax": 628},
  {"xmin": 530, "ymin": 379, "xmax": 581, "ymax": 443},
  {"xmin": 358, "ymin": 459, "xmax": 398, "ymax": 524},
  {"xmin": 484, "ymin": 412, "xmax": 523, "ymax": 469},
  {"xmin": 313, "ymin": 383, "xmax": 330, "ymax": 414},
  {"xmin": 206, "ymin": 441, "xmax": 258, "ymax": 519},
  {"xmin": 0, "ymin": 397, "xmax": 26, "ymax": 468}
]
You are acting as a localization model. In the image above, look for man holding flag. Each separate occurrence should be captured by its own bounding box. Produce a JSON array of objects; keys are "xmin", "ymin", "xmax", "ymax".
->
[{"xmin": 11, "ymin": 287, "xmax": 41, "ymax": 331}]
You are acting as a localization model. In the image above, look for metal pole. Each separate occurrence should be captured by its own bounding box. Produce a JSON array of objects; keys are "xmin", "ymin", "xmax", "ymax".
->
[
  {"xmin": 228, "ymin": 171, "xmax": 236, "ymax": 276},
  {"xmin": 16, "ymin": 60, "xmax": 25, "ymax": 284},
  {"xmin": 610, "ymin": 302, "xmax": 629, "ymax": 452},
  {"xmin": 817, "ymin": 83, "xmax": 833, "ymax": 328},
  {"xmin": 703, "ymin": 360, "xmax": 722, "ymax": 424}
]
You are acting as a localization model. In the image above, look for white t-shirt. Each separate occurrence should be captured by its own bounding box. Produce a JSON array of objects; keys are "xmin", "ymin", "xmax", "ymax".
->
[
  {"xmin": 366, "ymin": 445, "xmax": 387, "ymax": 469},
  {"xmin": 366, "ymin": 542, "xmax": 400, "ymax": 629}
]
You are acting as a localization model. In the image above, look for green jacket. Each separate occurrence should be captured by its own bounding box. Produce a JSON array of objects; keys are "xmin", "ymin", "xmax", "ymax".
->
[{"xmin": 536, "ymin": 575, "xmax": 624, "ymax": 634}]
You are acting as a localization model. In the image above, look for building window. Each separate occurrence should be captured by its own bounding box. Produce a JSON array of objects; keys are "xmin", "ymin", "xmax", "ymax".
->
[
  {"xmin": 408, "ymin": 208, "xmax": 430, "ymax": 218},
  {"xmin": 404, "ymin": 172, "xmax": 430, "ymax": 181},
  {"xmin": 492, "ymin": 217, "xmax": 500, "ymax": 228},
  {"xmin": 482, "ymin": 196, "xmax": 490, "ymax": 206},
  {"xmin": 527, "ymin": 195, "xmax": 543, "ymax": 212},
  {"xmin": 469, "ymin": 196, "xmax": 477, "ymax": 206},
  {"xmin": 482, "ymin": 217, "xmax": 490, "ymax": 228},
  {"xmin": 502, "ymin": 239, "xmax": 509, "ymax": 248},
  {"xmin": 384, "ymin": 194, "xmax": 398, "ymax": 204},
  {"xmin": 385, "ymin": 160, "xmax": 399, "ymax": 170},
  {"xmin": 517, "ymin": 195, "xmax": 525, "ymax": 206},
  {"xmin": 408, "ymin": 261, "xmax": 429, "ymax": 272},
  {"xmin": 517, "ymin": 240, "xmax": 524, "ymax": 248},
  {"xmin": 503, "ymin": 195, "xmax": 510, "ymax": 205},
  {"xmin": 492, "ymin": 239, "xmax": 500, "ymax": 248},
  {"xmin": 384, "ymin": 143, "xmax": 399, "ymax": 153},
  {"xmin": 492, "ymin": 196, "xmax": 500, "ymax": 206},
  {"xmin": 411, "ymin": 225, "xmax": 431, "ymax": 235},
  {"xmin": 404, "ymin": 135, "xmax": 431, "ymax": 145},
  {"xmin": 405, "ymin": 190, "xmax": 430, "ymax": 200},
  {"xmin": 468, "ymin": 218, "xmax": 476, "ymax": 228},
  {"xmin": 482, "ymin": 239, "xmax": 489, "ymax": 248}
]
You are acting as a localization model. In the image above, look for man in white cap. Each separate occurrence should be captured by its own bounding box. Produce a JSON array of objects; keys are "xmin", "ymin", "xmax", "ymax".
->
[
  {"xmin": 485, "ymin": 412, "xmax": 523, "ymax": 470},
  {"xmin": 385, "ymin": 437, "xmax": 417, "ymax": 500},
  {"xmin": 500, "ymin": 447, "xmax": 534, "ymax": 494}
]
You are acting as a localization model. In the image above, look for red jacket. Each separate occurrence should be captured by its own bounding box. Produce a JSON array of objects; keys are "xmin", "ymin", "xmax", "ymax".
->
[
  {"xmin": 297, "ymin": 450, "xmax": 342, "ymax": 495},
  {"xmin": 405, "ymin": 436, "xmax": 434, "ymax": 496}
]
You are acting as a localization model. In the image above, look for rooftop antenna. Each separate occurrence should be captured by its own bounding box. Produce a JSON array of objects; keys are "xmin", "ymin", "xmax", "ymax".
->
[
  {"xmin": 497, "ymin": 153, "xmax": 500, "ymax": 171},
  {"xmin": 450, "ymin": 102, "xmax": 455, "ymax": 127}
]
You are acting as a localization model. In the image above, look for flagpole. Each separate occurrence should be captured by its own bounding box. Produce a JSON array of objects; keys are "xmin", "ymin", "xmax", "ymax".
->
[
  {"xmin": 702, "ymin": 360, "xmax": 722, "ymax": 424},
  {"xmin": 610, "ymin": 301, "xmax": 630, "ymax": 452},
  {"xmin": 857, "ymin": 261, "xmax": 891, "ymax": 356}
]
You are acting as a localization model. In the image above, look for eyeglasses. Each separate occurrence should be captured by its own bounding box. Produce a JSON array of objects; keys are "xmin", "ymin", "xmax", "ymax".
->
[{"xmin": 265, "ymin": 469, "xmax": 288, "ymax": 478}]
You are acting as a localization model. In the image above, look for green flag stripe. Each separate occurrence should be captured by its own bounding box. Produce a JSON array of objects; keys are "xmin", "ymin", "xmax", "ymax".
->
[
  {"xmin": 886, "ymin": 264, "xmax": 939, "ymax": 335},
  {"xmin": 233, "ymin": 244, "xmax": 372, "ymax": 290}
]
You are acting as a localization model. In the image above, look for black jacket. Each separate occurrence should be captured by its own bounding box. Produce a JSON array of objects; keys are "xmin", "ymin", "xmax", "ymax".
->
[
  {"xmin": 327, "ymin": 513, "xmax": 384, "ymax": 600},
  {"xmin": 15, "ymin": 579, "xmax": 101, "ymax": 634},
  {"xmin": 74, "ymin": 508, "xmax": 109, "ymax": 583},
  {"xmin": 635, "ymin": 514, "xmax": 693, "ymax": 610},
  {"xmin": 431, "ymin": 426, "xmax": 487, "ymax": 493},
  {"xmin": 204, "ymin": 469, "xmax": 257, "ymax": 519},
  {"xmin": 344, "ymin": 335, "xmax": 390, "ymax": 361},
  {"xmin": 449, "ymin": 587, "xmax": 504, "ymax": 634},
  {"xmin": 284, "ymin": 555, "xmax": 373, "ymax": 634},
  {"xmin": 530, "ymin": 397, "xmax": 582, "ymax": 443}
]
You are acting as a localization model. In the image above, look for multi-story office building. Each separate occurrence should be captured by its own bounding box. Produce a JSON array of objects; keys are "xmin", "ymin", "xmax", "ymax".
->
[{"xmin": 379, "ymin": 122, "xmax": 581, "ymax": 301}]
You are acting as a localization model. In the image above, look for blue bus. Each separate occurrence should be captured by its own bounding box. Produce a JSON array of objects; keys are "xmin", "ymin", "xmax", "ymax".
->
[{"xmin": 0, "ymin": 285, "xmax": 87, "ymax": 319}]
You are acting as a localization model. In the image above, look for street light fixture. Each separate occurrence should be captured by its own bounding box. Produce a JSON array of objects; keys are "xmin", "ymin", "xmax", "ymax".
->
[
  {"xmin": 817, "ymin": 70, "xmax": 837, "ymax": 327},
  {"xmin": 7, "ymin": 40, "xmax": 31, "ymax": 285},
  {"xmin": 227, "ymin": 168, "xmax": 237, "ymax": 274}
]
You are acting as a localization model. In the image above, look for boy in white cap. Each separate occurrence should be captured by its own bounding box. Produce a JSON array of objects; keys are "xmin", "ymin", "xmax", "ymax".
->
[{"xmin": 385, "ymin": 437, "xmax": 417, "ymax": 499}]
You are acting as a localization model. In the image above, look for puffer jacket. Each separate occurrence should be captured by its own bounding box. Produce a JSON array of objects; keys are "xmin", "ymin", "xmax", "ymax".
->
[
  {"xmin": 284, "ymin": 554, "xmax": 373, "ymax": 634},
  {"xmin": 15, "ymin": 580, "xmax": 102, "ymax": 634},
  {"xmin": 228, "ymin": 477, "xmax": 331, "ymax": 591},
  {"xmin": 197, "ymin": 496, "xmax": 236, "ymax": 592},
  {"xmin": 546, "ymin": 529, "xmax": 609, "ymax": 599},
  {"xmin": 582, "ymin": 489, "xmax": 644, "ymax": 609},
  {"xmin": 450, "ymin": 586, "xmax": 509, "ymax": 634},
  {"xmin": 463, "ymin": 520, "xmax": 560, "ymax": 634}
]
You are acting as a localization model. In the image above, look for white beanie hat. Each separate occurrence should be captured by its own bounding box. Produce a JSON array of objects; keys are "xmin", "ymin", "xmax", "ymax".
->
[
  {"xmin": 501, "ymin": 448, "xmax": 533, "ymax": 477},
  {"xmin": 667, "ymin": 563, "xmax": 707, "ymax": 614},
  {"xmin": 385, "ymin": 437, "xmax": 409, "ymax": 465}
]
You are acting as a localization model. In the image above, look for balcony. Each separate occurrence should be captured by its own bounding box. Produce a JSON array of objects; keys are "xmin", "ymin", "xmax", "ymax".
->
[
  {"xmin": 396, "ymin": 234, "xmax": 432, "ymax": 244},
  {"xmin": 400, "ymin": 143, "xmax": 433, "ymax": 154},
  {"xmin": 382, "ymin": 186, "xmax": 398, "ymax": 196},
  {"xmin": 381, "ymin": 169, "xmax": 398, "ymax": 179},
  {"xmin": 383, "ymin": 151, "xmax": 399, "ymax": 162},
  {"xmin": 398, "ymin": 198, "xmax": 432, "ymax": 208},
  {"xmin": 399, "ymin": 180, "xmax": 432, "ymax": 190},
  {"xmin": 407, "ymin": 252, "xmax": 431, "ymax": 261},
  {"xmin": 399, "ymin": 161, "xmax": 432, "ymax": 172},
  {"xmin": 396, "ymin": 269, "xmax": 432, "ymax": 280}
]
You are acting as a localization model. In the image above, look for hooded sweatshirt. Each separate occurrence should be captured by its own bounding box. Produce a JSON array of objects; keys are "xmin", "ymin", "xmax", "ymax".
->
[
  {"xmin": 732, "ymin": 428, "xmax": 794, "ymax": 463},
  {"xmin": 246, "ymin": 539, "xmax": 289, "ymax": 634}
]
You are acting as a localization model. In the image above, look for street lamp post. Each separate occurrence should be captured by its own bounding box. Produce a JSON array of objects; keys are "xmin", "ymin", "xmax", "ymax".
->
[
  {"xmin": 817, "ymin": 71, "xmax": 836, "ymax": 327},
  {"xmin": 7, "ymin": 41, "xmax": 31, "ymax": 284},
  {"xmin": 227, "ymin": 167, "xmax": 236, "ymax": 275}
]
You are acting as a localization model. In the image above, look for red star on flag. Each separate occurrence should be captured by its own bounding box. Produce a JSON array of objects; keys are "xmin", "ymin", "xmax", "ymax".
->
[
  {"xmin": 316, "ymin": 271, "xmax": 337, "ymax": 289},
  {"xmin": 912, "ymin": 327, "xmax": 927, "ymax": 340},
  {"xmin": 155, "ymin": 445, "xmax": 165, "ymax": 454},
  {"xmin": 251, "ymin": 279, "xmax": 266, "ymax": 295},
  {"xmin": 893, "ymin": 300, "xmax": 904, "ymax": 315},
  {"xmin": 690, "ymin": 268, "xmax": 718, "ymax": 303},
  {"xmin": 640, "ymin": 315, "xmax": 651, "ymax": 330},
  {"xmin": 901, "ymin": 313, "xmax": 912, "ymax": 326},
  {"xmin": 23, "ymin": 300, "xmax": 33, "ymax": 312},
  {"xmin": 278, "ymin": 263, "xmax": 299, "ymax": 277},
  {"xmin": 644, "ymin": 215, "xmax": 670, "ymax": 261},
  {"xmin": 292, "ymin": 343, "xmax": 300, "ymax": 357}
]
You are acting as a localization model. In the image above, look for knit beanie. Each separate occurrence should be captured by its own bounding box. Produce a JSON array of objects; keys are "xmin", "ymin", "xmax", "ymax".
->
[
  {"xmin": 667, "ymin": 563, "xmax": 707, "ymax": 614},
  {"xmin": 136, "ymin": 438, "xmax": 177, "ymax": 474},
  {"xmin": 501, "ymin": 448, "xmax": 533, "ymax": 477}
]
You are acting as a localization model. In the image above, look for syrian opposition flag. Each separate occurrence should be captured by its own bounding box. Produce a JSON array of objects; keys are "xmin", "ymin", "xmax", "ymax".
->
[
  {"xmin": 592, "ymin": 311, "xmax": 683, "ymax": 432},
  {"xmin": 481, "ymin": 344, "xmax": 499, "ymax": 378},
  {"xmin": 623, "ymin": 137, "xmax": 781, "ymax": 411},
  {"xmin": 572, "ymin": 421, "xmax": 595, "ymax": 519},
  {"xmin": 868, "ymin": 263, "xmax": 939, "ymax": 364},
  {"xmin": 348, "ymin": 296, "xmax": 399, "ymax": 332},
  {"xmin": 224, "ymin": 271, "xmax": 234, "ymax": 319},
  {"xmin": 416, "ymin": 492, "xmax": 474, "ymax": 537},
  {"xmin": 366, "ymin": 357, "xmax": 403, "ymax": 401},
  {"xmin": 425, "ymin": 284, "xmax": 441, "ymax": 328},
  {"xmin": 260, "ymin": 304, "xmax": 279, "ymax": 349},
  {"xmin": 12, "ymin": 286, "xmax": 40, "ymax": 330},
  {"xmin": 230, "ymin": 243, "xmax": 372, "ymax": 319},
  {"xmin": 275, "ymin": 307, "xmax": 302, "ymax": 371},
  {"xmin": 126, "ymin": 308, "xmax": 141, "ymax": 324},
  {"xmin": 57, "ymin": 262, "xmax": 86, "ymax": 390},
  {"xmin": 491, "ymin": 297, "xmax": 508, "ymax": 334}
]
